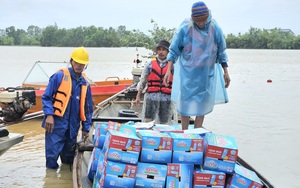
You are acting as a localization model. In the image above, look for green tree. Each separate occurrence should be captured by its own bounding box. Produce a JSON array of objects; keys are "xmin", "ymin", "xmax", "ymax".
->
[
  {"xmin": 27, "ymin": 25, "xmax": 42, "ymax": 37},
  {"xmin": 40, "ymin": 25, "xmax": 59, "ymax": 46},
  {"xmin": 54, "ymin": 28, "xmax": 68, "ymax": 47},
  {"xmin": 226, "ymin": 34, "xmax": 239, "ymax": 48},
  {"xmin": 102, "ymin": 27, "xmax": 121, "ymax": 47},
  {"xmin": 24, "ymin": 25, "xmax": 42, "ymax": 45},
  {"xmin": 292, "ymin": 35, "xmax": 300, "ymax": 49},
  {"xmin": 67, "ymin": 27, "xmax": 86, "ymax": 47},
  {"xmin": 83, "ymin": 26, "xmax": 99, "ymax": 47},
  {"xmin": 147, "ymin": 19, "xmax": 176, "ymax": 52},
  {"xmin": 0, "ymin": 36, "xmax": 14, "ymax": 45},
  {"xmin": 5, "ymin": 26, "xmax": 26, "ymax": 45}
]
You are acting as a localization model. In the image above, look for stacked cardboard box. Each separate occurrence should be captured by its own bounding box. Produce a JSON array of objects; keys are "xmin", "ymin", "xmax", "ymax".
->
[{"xmin": 88, "ymin": 122, "xmax": 263, "ymax": 188}]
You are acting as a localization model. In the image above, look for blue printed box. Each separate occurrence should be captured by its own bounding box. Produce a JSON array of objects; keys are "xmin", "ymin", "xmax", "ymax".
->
[
  {"xmin": 99, "ymin": 161, "xmax": 137, "ymax": 188},
  {"xmin": 227, "ymin": 164, "xmax": 263, "ymax": 188},
  {"xmin": 203, "ymin": 133, "xmax": 238, "ymax": 174},
  {"xmin": 184, "ymin": 127, "xmax": 211, "ymax": 138},
  {"xmin": 87, "ymin": 147, "xmax": 101, "ymax": 181},
  {"xmin": 137, "ymin": 130, "xmax": 173, "ymax": 164},
  {"xmin": 94, "ymin": 152, "xmax": 106, "ymax": 181},
  {"xmin": 135, "ymin": 162, "xmax": 168, "ymax": 188},
  {"xmin": 93, "ymin": 121, "xmax": 136, "ymax": 149},
  {"xmin": 193, "ymin": 168, "xmax": 226, "ymax": 187},
  {"xmin": 102, "ymin": 147, "xmax": 139, "ymax": 165},
  {"xmin": 101, "ymin": 175, "xmax": 136, "ymax": 188},
  {"xmin": 170, "ymin": 132, "xmax": 204, "ymax": 165},
  {"xmin": 102, "ymin": 128, "xmax": 141, "ymax": 152},
  {"xmin": 166, "ymin": 163, "xmax": 194, "ymax": 188},
  {"xmin": 170, "ymin": 123, "xmax": 195, "ymax": 130},
  {"xmin": 153, "ymin": 124, "xmax": 184, "ymax": 133},
  {"xmin": 92, "ymin": 122, "xmax": 108, "ymax": 149}
]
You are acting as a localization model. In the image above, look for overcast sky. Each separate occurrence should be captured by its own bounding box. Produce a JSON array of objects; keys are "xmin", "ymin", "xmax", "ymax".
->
[{"xmin": 1, "ymin": 0, "xmax": 300, "ymax": 36}]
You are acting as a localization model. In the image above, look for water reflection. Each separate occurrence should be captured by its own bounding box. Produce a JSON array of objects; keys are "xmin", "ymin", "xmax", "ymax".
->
[
  {"xmin": 44, "ymin": 164, "xmax": 73, "ymax": 188},
  {"xmin": 0, "ymin": 119, "xmax": 73, "ymax": 188}
]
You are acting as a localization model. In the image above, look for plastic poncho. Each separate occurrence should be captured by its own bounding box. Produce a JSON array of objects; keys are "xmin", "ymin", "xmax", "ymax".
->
[{"xmin": 167, "ymin": 13, "xmax": 228, "ymax": 116}]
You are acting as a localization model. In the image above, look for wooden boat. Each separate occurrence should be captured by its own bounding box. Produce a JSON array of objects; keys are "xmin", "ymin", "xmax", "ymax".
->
[
  {"xmin": 21, "ymin": 61, "xmax": 134, "ymax": 113},
  {"xmin": 72, "ymin": 85, "xmax": 275, "ymax": 188},
  {"xmin": 0, "ymin": 129, "xmax": 24, "ymax": 157}
]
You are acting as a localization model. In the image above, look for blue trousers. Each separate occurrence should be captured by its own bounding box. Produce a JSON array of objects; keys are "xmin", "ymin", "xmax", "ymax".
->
[{"xmin": 45, "ymin": 129, "xmax": 76, "ymax": 169}]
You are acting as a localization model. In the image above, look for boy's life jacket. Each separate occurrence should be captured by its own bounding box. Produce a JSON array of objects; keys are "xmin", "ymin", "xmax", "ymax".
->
[{"xmin": 147, "ymin": 58, "xmax": 173, "ymax": 94}]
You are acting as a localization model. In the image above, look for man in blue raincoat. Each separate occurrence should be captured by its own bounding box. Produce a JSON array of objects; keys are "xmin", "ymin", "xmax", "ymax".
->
[
  {"xmin": 163, "ymin": 1, "xmax": 231, "ymax": 130},
  {"xmin": 42, "ymin": 47, "xmax": 93, "ymax": 169}
]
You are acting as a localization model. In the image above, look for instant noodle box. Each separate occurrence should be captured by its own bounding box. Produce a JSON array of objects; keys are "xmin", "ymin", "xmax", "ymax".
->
[
  {"xmin": 166, "ymin": 163, "xmax": 194, "ymax": 188},
  {"xmin": 98, "ymin": 160, "xmax": 137, "ymax": 188},
  {"xmin": 203, "ymin": 133, "xmax": 238, "ymax": 174},
  {"xmin": 93, "ymin": 121, "xmax": 134, "ymax": 149},
  {"xmin": 103, "ymin": 128, "xmax": 141, "ymax": 152},
  {"xmin": 193, "ymin": 168, "xmax": 226, "ymax": 188},
  {"xmin": 227, "ymin": 164, "xmax": 263, "ymax": 188},
  {"xmin": 137, "ymin": 130, "xmax": 173, "ymax": 164},
  {"xmin": 135, "ymin": 162, "xmax": 168, "ymax": 188},
  {"xmin": 170, "ymin": 132, "xmax": 204, "ymax": 164},
  {"xmin": 153, "ymin": 124, "xmax": 184, "ymax": 133}
]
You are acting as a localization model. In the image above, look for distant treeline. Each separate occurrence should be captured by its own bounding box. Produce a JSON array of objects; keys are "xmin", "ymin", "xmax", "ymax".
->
[
  {"xmin": 0, "ymin": 20, "xmax": 175, "ymax": 52},
  {"xmin": 1, "ymin": 21, "xmax": 300, "ymax": 50},
  {"xmin": 226, "ymin": 28, "xmax": 300, "ymax": 49}
]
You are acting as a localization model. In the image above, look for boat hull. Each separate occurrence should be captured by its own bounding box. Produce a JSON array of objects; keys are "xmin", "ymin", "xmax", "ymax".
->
[
  {"xmin": 24, "ymin": 79, "xmax": 133, "ymax": 114},
  {"xmin": 0, "ymin": 132, "xmax": 24, "ymax": 157}
]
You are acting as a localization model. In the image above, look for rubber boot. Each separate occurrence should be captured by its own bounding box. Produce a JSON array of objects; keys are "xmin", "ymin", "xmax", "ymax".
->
[{"xmin": 46, "ymin": 158, "xmax": 59, "ymax": 169}]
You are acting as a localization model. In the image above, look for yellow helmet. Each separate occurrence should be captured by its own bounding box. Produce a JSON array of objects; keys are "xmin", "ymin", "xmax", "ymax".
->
[{"xmin": 70, "ymin": 47, "xmax": 89, "ymax": 65}]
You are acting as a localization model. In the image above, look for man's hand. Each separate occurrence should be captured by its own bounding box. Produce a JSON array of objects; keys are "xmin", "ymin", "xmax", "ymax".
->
[
  {"xmin": 163, "ymin": 71, "xmax": 171, "ymax": 87},
  {"xmin": 82, "ymin": 131, "xmax": 89, "ymax": 142},
  {"xmin": 135, "ymin": 91, "xmax": 141, "ymax": 107},
  {"xmin": 222, "ymin": 67, "xmax": 231, "ymax": 88},
  {"xmin": 163, "ymin": 61, "xmax": 173, "ymax": 87},
  {"xmin": 224, "ymin": 72, "xmax": 231, "ymax": 88},
  {"xmin": 44, "ymin": 115, "xmax": 54, "ymax": 132}
]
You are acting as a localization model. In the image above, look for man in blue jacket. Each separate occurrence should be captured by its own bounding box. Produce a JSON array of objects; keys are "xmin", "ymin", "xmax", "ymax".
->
[{"xmin": 42, "ymin": 47, "xmax": 93, "ymax": 169}]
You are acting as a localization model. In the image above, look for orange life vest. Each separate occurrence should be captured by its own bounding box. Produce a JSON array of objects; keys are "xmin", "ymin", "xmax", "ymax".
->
[
  {"xmin": 147, "ymin": 58, "xmax": 173, "ymax": 94},
  {"xmin": 53, "ymin": 68, "xmax": 88, "ymax": 121}
]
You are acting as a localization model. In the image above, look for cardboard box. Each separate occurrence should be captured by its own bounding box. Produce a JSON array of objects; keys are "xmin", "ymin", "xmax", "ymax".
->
[
  {"xmin": 137, "ymin": 130, "xmax": 173, "ymax": 164},
  {"xmin": 135, "ymin": 162, "xmax": 168, "ymax": 188},
  {"xmin": 153, "ymin": 125, "xmax": 184, "ymax": 133},
  {"xmin": 103, "ymin": 129, "xmax": 141, "ymax": 152},
  {"xmin": 166, "ymin": 163, "xmax": 194, "ymax": 188},
  {"xmin": 87, "ymin": 147, "xmax": 101, "ymax": 181},
  {"xmin": 184, "ymin": 127, "xmax": 211, "ymax": 137},
  {"xmin": 93, "ymin": 121, "xmax": 136, "ymax": 149},
  {"xmin": 92, "ymin": 122, "xmax": 108, "ymax": 149},
  {"xmin": 102, "ymin": 147, "xmax": 139, "ymax": 165},
  {"xmin": 203, "ymin": 133, "xmax": 238, "ymax": 174},
  {"xmin": 99, "ymin": 161, "xmax": 137, "ymax": 188},
  {"xmin": 94, "ymin": 152, "xmax": 106, "ymax": 181},
  {"xmin": 170, "ymin": 133, "xmax": 204, "ymax": 165},
  {"xmin": 170, "ymin": 124, "xmax": 195, "ymax": 130},
  {"xmin": 194, "ymin": 168, "xmax": 226, "ymax": 187},
  {"xmin": 227, "ymin": 164, "xmax": 263, "ymax": 188}
]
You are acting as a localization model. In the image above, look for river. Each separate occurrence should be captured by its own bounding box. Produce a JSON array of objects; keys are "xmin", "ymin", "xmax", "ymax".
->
[{"xmin": 1, "ymin": 46, "xmax": 300, "ymax": 188}]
